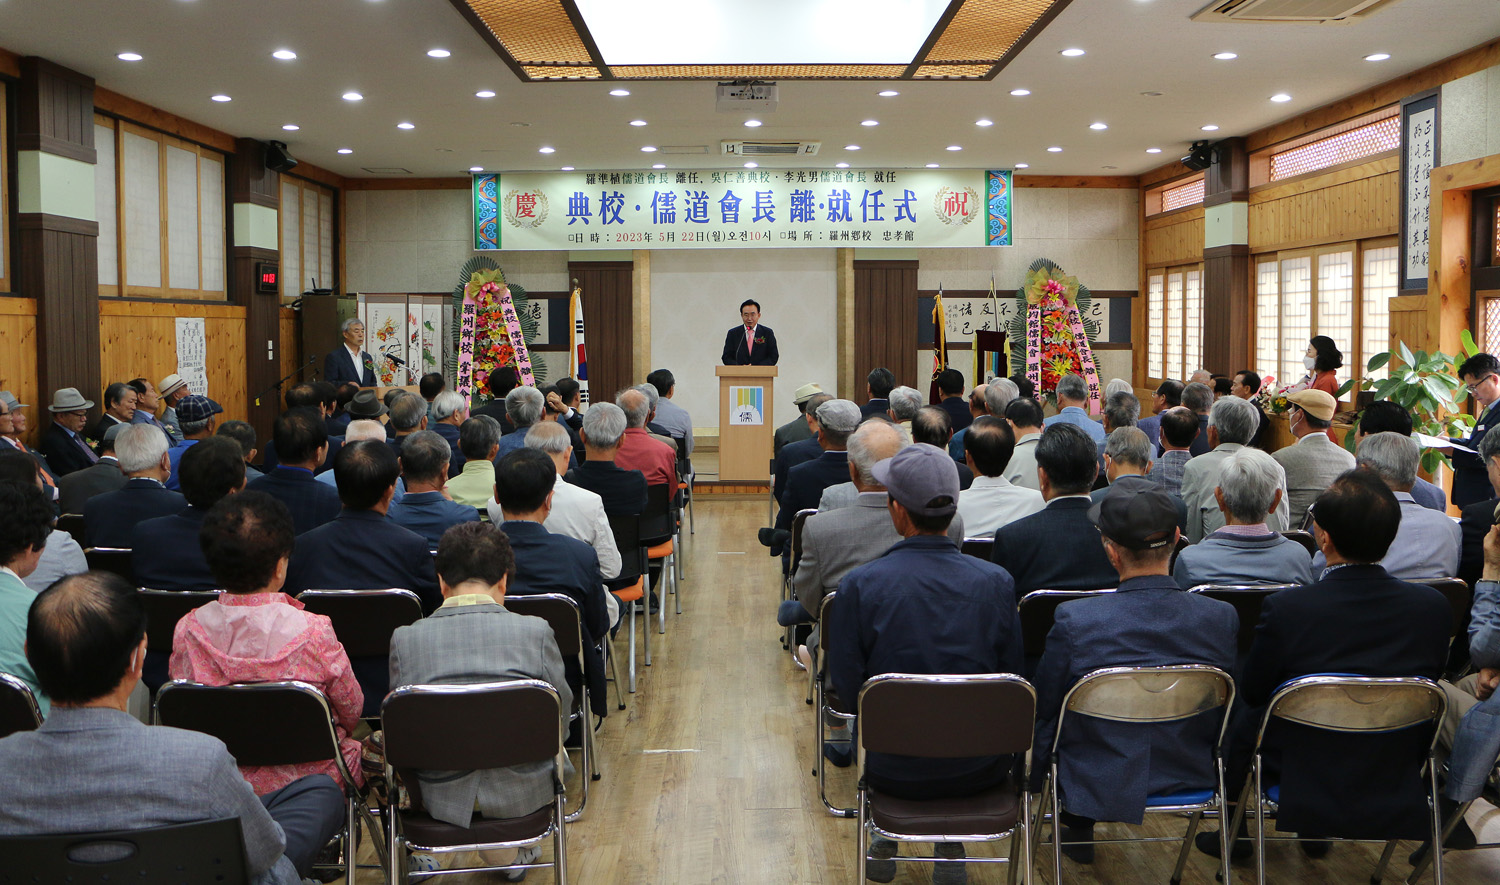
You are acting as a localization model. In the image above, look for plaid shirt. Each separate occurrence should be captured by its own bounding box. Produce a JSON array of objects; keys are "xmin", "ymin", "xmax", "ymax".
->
[{"xmin": 1150, "ymin": 449, "xmax": 1192, "ymax": 495}]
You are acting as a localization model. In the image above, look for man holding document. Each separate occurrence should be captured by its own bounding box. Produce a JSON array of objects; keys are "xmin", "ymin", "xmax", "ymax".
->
[{"xmin": 1452, "ymin": 353, "xmax": 1500, "ymax": 508}]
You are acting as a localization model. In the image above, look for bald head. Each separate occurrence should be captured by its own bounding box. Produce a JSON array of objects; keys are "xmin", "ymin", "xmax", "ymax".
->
[
  {"xmin": 616, "ymin": 388, "xmax": 650, "ymax": 428},
  {"xmin": 847, "ymin": 420, "xmax": 908, "ymax": 490}
]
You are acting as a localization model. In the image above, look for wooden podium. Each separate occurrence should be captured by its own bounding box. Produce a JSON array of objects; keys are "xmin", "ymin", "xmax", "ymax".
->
[{"xmin": 716, "ymin": 365, "xmax": 776, "ymax": 482}]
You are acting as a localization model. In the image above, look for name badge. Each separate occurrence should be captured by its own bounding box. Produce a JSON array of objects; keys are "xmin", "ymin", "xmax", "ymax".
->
[{"xmin": 1480, "ymin": 426, "xmax": 1487, "ymax": 432}]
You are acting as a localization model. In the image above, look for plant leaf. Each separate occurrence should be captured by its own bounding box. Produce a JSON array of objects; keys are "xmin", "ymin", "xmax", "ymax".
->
[
  {"xmin": 1367, "ymin": 352, "xmax": 1392, "ymax": 372},
  {"xmin": 1462, "ymin": 329, "xmax": 1479, "ymax": 358},
  {"xmin": 1398, "ymin": 341, "xmax": 1415, "ymax": 369}
]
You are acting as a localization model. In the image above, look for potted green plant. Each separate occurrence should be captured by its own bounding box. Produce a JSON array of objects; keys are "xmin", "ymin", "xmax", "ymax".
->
[{"xmin": 1336, "ymin": 332, "xmax": 1480, "ymax": 473}]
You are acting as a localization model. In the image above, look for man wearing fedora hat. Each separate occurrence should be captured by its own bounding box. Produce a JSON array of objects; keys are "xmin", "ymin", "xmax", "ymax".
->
[
  {"xmin": 157, "ymin": 373, "xmax": 190, "ymax": 441},
  {"xmin": 39, "ymin": 388, "xmax": 99, "ymax": 477},
  {"xmin": 0, "ymin": 393, "xmax": 58, "ymax": 489},
  {"xmin": 774, "ymin": 382, "xmax": 823, "ymax": 456}
]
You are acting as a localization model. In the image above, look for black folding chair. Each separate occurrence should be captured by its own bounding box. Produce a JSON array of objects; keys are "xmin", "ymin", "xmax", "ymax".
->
[
  {"xmin": 642, "ymin": 483, "xmax": 678, "ymax": 635},
  {"xmin": 0, "ymin": 671, "xmax": 43, "ymax": 739},
  {"xmin": 607, "ymin": 512, "xmax": 649, "ymax": 695},
  {"xmin": 1280, "ymin": 530, "xmax": 1317, "ymax": 557},
  {"xmin": 137, "ymin": 588, "xmax": 220, "ymax": 693},
  {"xmin": 298, "ymin": 588, "xmax": 424, "ymax": 719},
  {"xmin": 1018, "ymin": 589, "xmax": 1116, "ymax": 659},
  {"xmin": 0, "ymin": 819, "xmax": 248, "ymax": 884},
  {"xmin": 960, "ymin": 537, "xmax": 995, "ymax": 561},
  {"xmin": 1187, "ymin": 584, "xmax": 1298, "ymax": 655},
  {"xmin": 55, "ymin": 513, "xmax": 85, "ymax": 544},
  {"xmin": 84, "ymin": 547, "xmax": 134, "ymax": 584}
]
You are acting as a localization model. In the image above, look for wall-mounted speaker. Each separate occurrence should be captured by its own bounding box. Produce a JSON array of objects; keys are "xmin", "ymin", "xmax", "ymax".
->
[
  {"xmin": 264, "ymin": 140, "xmax": 299, "ymax": 174},
  {"xmin": 1180, "ymin": 140, "xmax": 1215, "ymax": 172}
]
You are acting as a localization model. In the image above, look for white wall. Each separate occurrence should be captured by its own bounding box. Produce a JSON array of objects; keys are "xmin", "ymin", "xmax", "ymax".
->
[
  {"xmin": 650, "ymin": 249, "xmax": 837, "ymax": 435},
  {"xmin": 1442, "ymin": 62, "xmax": 1500, "ymax": 166}
]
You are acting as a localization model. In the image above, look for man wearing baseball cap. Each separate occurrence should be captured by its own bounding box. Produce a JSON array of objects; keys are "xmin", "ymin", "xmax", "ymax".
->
[
  {"xmin": 165, "ymin": 394, "xmax": 223, "ymax": 491},
  {"xmin": 1271, "ymin": 388, "xmax": 1353, "ymax": 527},
  {"xmin": 774, "ymin": 382, "xmax": 824, "ymax": 456},
  {"xmin": 1030, "ymin": 482, "xmax": 1237, "ymax": 864},
  {"xmin": 827, "ymin": 443, "xmax": 1023, "ymax": 881}
]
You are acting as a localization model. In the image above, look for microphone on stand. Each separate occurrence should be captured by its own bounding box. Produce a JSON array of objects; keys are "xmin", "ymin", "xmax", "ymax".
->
[{"xmin": 385, "ymin": 353, "xmax": 408, "ymax": 367}]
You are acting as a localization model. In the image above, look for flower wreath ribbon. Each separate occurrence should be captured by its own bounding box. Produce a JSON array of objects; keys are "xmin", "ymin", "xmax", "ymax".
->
[
  {"xmin": 456, "ymin": 269, "xmax": 537, "ymax": 402},
  {"xmin": 1022, "ymin": 274, "xmax": 1104, "ymax": 414}
]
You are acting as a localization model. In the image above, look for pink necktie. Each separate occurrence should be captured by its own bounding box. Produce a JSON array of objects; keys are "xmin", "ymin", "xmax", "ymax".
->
[{"xmin": 745, "ymin": 327, "xmax": 754, "ymax": 355}]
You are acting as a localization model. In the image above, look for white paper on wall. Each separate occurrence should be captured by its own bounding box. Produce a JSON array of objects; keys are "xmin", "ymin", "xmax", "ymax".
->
[{"xmin": 175, "ymin": 317, "xmax": 208, "ymax": 396}]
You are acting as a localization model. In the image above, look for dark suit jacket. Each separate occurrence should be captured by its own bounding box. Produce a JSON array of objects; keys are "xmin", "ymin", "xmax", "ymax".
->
[
  {"xmin": 89, "ymin": 414, "xmax": 127, "ymax": 452},
  {"xmin": 261, "ymin": 436, "xmax": 342, "ymax": 475},
  {"xmin": 431, "ymin": 422, "xmax": 466, "ymax": 476},
  {"xmin": 991, "ymin": 497, "xmax": 1119, "ymax": 595},
  {"xmin": 1453, "ymin": 401, "xmax": 1500, "ymax": 507},
  {"xmin": 387, "ymin": 491, "xmax": 480, "ymax": 547},
  {"xmin": 773, "ymin": 415, "xmax": 813, "ymax": 456},
  {"xmin": 246, "ymin": 466, "xmax": 343, "ymax": 536},
  {"xmin": 775, "ymin": 451, "xmax": 850, "ymax": 531},
  {"xmin": 82, "ymin": 478, "xmax": 187, "ymax": 548},
  {"xmin": 471, "ymin": 400, "xmax": 516, "ymax": 435},
  {"xmin": 567, "ymin": 461, "xmax": 647, "ymax": 515},
  {"xmin": 1188, "ymin": 414, "xmax": 1212, "ymax": 457},
  {"xmin": 130, "ymin": 506, "xmax": 215, "ymax": 592},
  {"xmin": 323, "ymin": 348, "xmax": 377, "ymax": 387},
  {"xmin": 502, "ymin": 520, "xmax": 610, "ymax": 717},
  {"xmin": 58, "ymin": 457, "xmax": 126, "ymax": 514},
  {"xmin": 940, "ymin": 397, "xmax": 973, "ymax": 432},
  {"xmin": 1033, "ymin": 576, "xmax": 1238, "ymax": 823},
  {"xmin": 1458, "ymin": 496, "xmax": 1497, "ymax": 590},
  {"xmin": 773, "ymin": 436, "xmax": 822, "ymax": 503},
  {"xmin": 721, "ymin": 324, "xmax": 779, "ymax": 366},
  {"xmin": 284, "ymin": 509, "xmax": 441, "ymax": 612},
  {"xmin": 1230, "ymin": 564, "xmax": 1451, "ymax": 838},
  {"xmin": 326, "ymin": 414, "xmax": 352, "ymax": 436},
  {"xmin": 860, "ymin": 399, "xmax": 890, "ymax": 420},
  {"xmin": 39, "ymin": 422, "xmax": 98, "ymax": 477}
]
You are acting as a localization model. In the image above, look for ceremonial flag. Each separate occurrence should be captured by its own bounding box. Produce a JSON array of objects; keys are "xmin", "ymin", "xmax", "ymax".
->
[
  {"xmin": 569, "ymin": 282, "xmax": 590, "ymax": 404},
  {"xmin": 930, "ymin": 286, "xmax": 947, "ymax": 404}
]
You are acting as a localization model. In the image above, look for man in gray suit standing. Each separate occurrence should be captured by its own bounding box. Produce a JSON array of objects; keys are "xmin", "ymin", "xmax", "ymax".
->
[
  {"xmin": 0, "ymin": 572, "xmax": 345, "ymax": 884},
  {"xmin": 389, "ymin": 520, "xmax": 572, "ymax": 869}
]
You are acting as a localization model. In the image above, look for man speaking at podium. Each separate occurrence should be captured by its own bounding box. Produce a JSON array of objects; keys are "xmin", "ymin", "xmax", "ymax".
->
[
  {"xmin": 324, "ymin": 318, "xmax": 377, "ymax": 387},
  {"xmin": 721, "ymin": 299, "xmax": 779, "ymax": 366}
]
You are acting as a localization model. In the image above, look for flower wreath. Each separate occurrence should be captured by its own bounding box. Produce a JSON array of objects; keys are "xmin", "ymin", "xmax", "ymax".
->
[
  {"xmin": 1003, "ymin": 258, "xmax": 1103, "ymax": 408},
  {"xmin": 450, "ymin": 256, "xmax": 546, "ymax": 403}
]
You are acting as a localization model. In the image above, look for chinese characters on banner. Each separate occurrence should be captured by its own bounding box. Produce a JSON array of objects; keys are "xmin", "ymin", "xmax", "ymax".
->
[
  {"xmin": 174, "ymin": 318, "xmax": 208, "ymax": 396},
  {"xmin": 472, "ymin": 169, "xmax": 1013, "ymax": 251},
  {"xmin": 1403, "ymin": 105, "xmax": 1437, "ymax": 285},
  {"xmin": 456, "ymin": 300, "xmax": 478, "ymax": 399}
]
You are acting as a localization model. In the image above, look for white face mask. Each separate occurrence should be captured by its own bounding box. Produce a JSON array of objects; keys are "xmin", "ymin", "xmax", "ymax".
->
[{"xmin": 1303, "ymin": 356, "xmax": 1317, "ymax": 370}]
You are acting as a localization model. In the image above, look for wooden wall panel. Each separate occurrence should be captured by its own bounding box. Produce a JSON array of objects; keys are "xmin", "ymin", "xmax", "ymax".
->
[
  {"xmin": 853, "ymin": 261, "xmax": 919, "ymax": 402},
  {"xmin": 279, "ymin": 307, "xmax": 300, "ymax": 393},
  {"xmin": 97, "ymin": 301, "xmax": 248, "ymax": 423},
  {"xmin": 0, "ymin": 298, "xmax": 40, "ymax": 446},
  {"xmin": 1144, "ymin": 209, "xmax": 1205, "ymax": 268},
  {"xmin": 1248, "ymin": 159, "xmax": 1399, "ymax": 252}
]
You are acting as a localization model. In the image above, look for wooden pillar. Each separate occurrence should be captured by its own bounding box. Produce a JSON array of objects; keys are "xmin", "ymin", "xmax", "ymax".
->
[
  {"xmin": 228, "ymin": 138, "xmax": 281, "ymax": 445},
  {"xmin": 14, "ymin": 58, "xmax": 100, "ymax": 414},
  {"xmin": 1201, "ymin": 137, "xmax": 1251, "ymax": 375}
]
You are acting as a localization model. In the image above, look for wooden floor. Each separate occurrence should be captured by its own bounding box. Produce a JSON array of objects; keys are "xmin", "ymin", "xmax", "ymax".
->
[{"xmin": 351, "ymin": 495, "xmax": 1500, "ymax": 884}]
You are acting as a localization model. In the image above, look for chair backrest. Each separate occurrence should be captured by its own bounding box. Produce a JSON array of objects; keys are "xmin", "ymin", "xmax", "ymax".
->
[
  {"xmin": 1187, "ymin": 584, "xmax": 1298, "ymax": 654},
  {"xmin": 138, "ymin": 589, "xmax": 220, "ymax": 653},
  {"xmin": 55, "ymin": 513, "xmax": 85, "ymax": 544},
  {"xmin": 858, "ymin": 673, "xmax": 1035, "ymax": 759},
  {"xmin": 1421, "ymin": 578, "xmax": 1472, "ymax": 640},
  {"xmin": 297, "ymin": 588, "xmax": 424, "ymax": 657},
  {"xmin": 382, "ymin": 679, "xmax": 561, "ymax": 772},
  {"xmin": 789, "ymin": 508, "xmax": 816, "ymax": 573},
  {"xmin": 155, "ymin": 680, "xmax": 345, "ymax": 772},
  {"xmin": 1056, "ymin": 665, "xmax": 1234, "ymax": 754},
  {"xmin": 607, "ymin": 512, "xmax": 647, "ymax": 583},
  {"xmin": 817, "ymin": 591, "xmax": 838, "ymax": 656},
  {"xmin": 1260, "ymin": 675, "xmax": 1445, "ymax": 744},
  {"xmin": 84, "ymin": 547, "xmax": 134, "ymax": 584},
  {"xmin": 1281, "ymin": 530, "xmax": 1317, "ymax": 557},
  {"xmin": 960, "ymin": 537, "xmax": 994, "ymax": 561},
  {"xmin": 1167, "ymin": 535, "xmax": 1191, "ymax": 572},
  {"xmin": 1018, "ymin": 589, "xmax": 1116, "ymax": 658},
  {"xmin": 641, "ymin": 482, "xmax": 673, "ymax": 539},
  {"xmin": 0, "ymin": 672, "xmax": 42, "ymax": 739},
  {"xmin": 0, "ymin": 818, "xmax": 248, "ymax": 884},
  {"xmin": 504, "ymin": 593, "xmax": 584, "ymax": 658}
]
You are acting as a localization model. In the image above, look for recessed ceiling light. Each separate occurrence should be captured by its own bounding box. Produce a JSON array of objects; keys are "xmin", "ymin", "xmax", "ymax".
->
[
  {"xmin": 835, "ymin": 162, "xmax": 850, "ymax": 168},
  {"xmin": 272, "ymin": 49, "xmax": 297, "ymax": 60},
  {"xmin": 426, "ymin": 48, "xmax": 451, "ymax": 58},
  {"xmin": 609, "ymin": 88, "xmax": 630, "ymax": 96},
  {"xmin": 630, "ymin": 120, "xmax": 647, "ymax": 127},
  {"xmin": 342, "ymin": 91, "xmax": 363, "ymax": 101},
  {"xmin": 861, "ymin": 119, "xmax": 879, "ymax": 127},
  {"xmin": 469, "ymin": 166, "xmax": 483, "ymax": 172},
  {"xmin": 562, "ymin": 166, "xmax": 575, "ymax": 171},
  {"xmin": 640, "ymin": 146, "xmax": 657, "ymax": 152},
  {"xmin": 397, "ymin": 122, "xmax": 415, "ymax": 130},
  {"xmin": 475, "ymin": 90, "xmax": 496, "ymax": 98},
  {"xmin": 117, "ymin": 52, "xmax": 143, "ymax": 62},
  {"xmin": 510, "ymin": 122, "xmax": 531, "ymax": 128},
  {"xmin": 1201, "ymin": 124, "xmax": 1219, "ymax": 131},
  {"xmin": 1365, "ymin": 53, "xmax": 1391, "ymax": 62},
  {"xmin": 651, "ymin": 163, "xmax": 665, "ymax": 169},
  {"xmin": 976, "ymin": 119, "xmax": 994, "ymax": 127},
  {"xmin": 844, "ymin": 144, "xmax": 860, "ymax": 151},
  {"xmin": 744, "ymin": 162, "xmax": 758, "ymax": 169},
  {"xmin": 210, "ymin": 94, "xmax": 231, "ymax": 102},
  {"xmin": 1060, "ymin": 48, "xmax": 1086, "ymax": 57},
  {"xmin": 1090, "ymin": 122, "xmax": 1108, "ymax": 130},
  {"xmin": 1145, "ymin": 147, "xmax": 1162, "ymax": 154},
  {"xmin": 744, "ymin": 119, "xmax": 762, "ymax": 128},
  {"xmin": 946, "ymin": 145, "xmax": 962, "ymax": 151},
  {"xmin": 926, "ymin": 163, "xmax": 939, "ymax": 168},
  {"xmin": 878, "ymin": 90, "xmax": 899, "ymax": 97},
  {"xmin": 1102, "ymin": 165, "xmax": 1118, "ymax": 170},
  {"xmin": 337, "ymin": 148, "xmax": 353, "ymax": 154},
  {"xmin": 539, "ymin": 147, "xmax": 555, "ymax": 154},
  {"xmin": 282, "ymin": 124, "xmax": 300, "ymax": 131},
  {"xmin": 1047, "ymin": 146, "xmax": 1063, "ymax": 152},
  {"xmin": 1140, "ymin": 91, "xmax": 1163, "ymax": 97},
  {"xmin": 1009, "ymin": 88, "xmax": 1031, "ymax": 96},
  {"xmin": 1015, "ymin": 163, "xmax": 1030, "ymax": 169},
  {"xmin": 1270, "ymin": 93, "xmax": 1292, "ymax": 103},
  {"xmin": 1213, "ymin": 52, "xmax": 1237, "ymax": 60}
]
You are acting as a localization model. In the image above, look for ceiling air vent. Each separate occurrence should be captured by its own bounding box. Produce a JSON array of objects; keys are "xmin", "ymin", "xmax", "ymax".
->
[
  {"xmin": 721, "ymin": 140, "xmax": 821, "ymax": 157},
  {"xmin": 1191, "ymin": 0, "xmax": 1401, "ymax": 23},
  {"xmin": 361, "ymin": 167, "xmax": 412, "ymax": 174}
]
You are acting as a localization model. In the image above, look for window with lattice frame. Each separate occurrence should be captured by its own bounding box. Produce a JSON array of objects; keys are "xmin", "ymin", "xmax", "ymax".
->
[
  {"xmin": 1269, "ymin": 114, "xmax": 1399, "ymax": 181},
  {"xmin": 1145, "ymin": 263, "xmax": 1203, "ymax": 384}
]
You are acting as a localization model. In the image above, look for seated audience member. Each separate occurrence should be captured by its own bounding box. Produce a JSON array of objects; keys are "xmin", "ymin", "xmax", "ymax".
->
[
  {"xmin": 494, "ymin": 386, "xmax": 548, "ymax": 460},
  {"xmin": 1459, "ymin": 429, "xmax": 1500, "ymax": 589},
  {"xmin": 1181, "ymin": 382, "xmax": 1215, "ymax": 458},
  {"xmin": 1213, "ymin": 376, "xmax": 1234, "ymax": 399},
  {"xmin": 568, "ymin": 403, "xmax": 649, "ymax": 516},
  {"xmin": 494, "ymin": 448, "xmax": 609, "ymax": 719},
  {"xmin": 1356, "ymin": 400, "xmax": 1445, "ymax": 511},
  {"xmin": 83, "ymin": 424, "xmax": 186, "ymax": 548},
  {"xmin": 127, "ymin": 377, "xmax": 177, "ymax": 444},
  {"xmin": 1003, "ymin": 396, "xmax": 1046, "ymax": 491},
  {"xmin": 1307, "ymin": 434, "xmax": 1459, "ymax": 581},
  {"xmin": 132, "ymin": 437, "xmax": 246, "ymax": 592},
  {"xmin": 0, "ymin": 393, "xmax": 59, "ymax": 486},
  {"xmin": 472, "ymin": 366, "xmax": 521, "ymax": 434},
  {"xmin": 547, "ymin": 376, "xmax": 585, "ymax": 436},
  {"xmin": 1034, "ymin": 483, "xmax": 1237, "ymax": 861},
  {"xmin": 1150, "ymin": 407, "xmax": 1198, "ymax": 495},
  {"xmin": 170, "ymin": 491, "xmax": 363, "ymax": 796},
  {"xmin": 1271, "ymin": 389, "xmax": 1354, "ymax": 527},
  {"xmin": 157, "ymin": 373, "xmax": 190, "ymax": 441},
  {"xmin": 936, "ymin": 368, "xmax": 973, "ymax": 432},
  {"xmin": 247, "ymin": 408, "xmax": 342, "ymax": 536},
  {"xmin": 1172, "ymin": 447, "xmax": 1313, "ymax": 589},
  {"xmin": 0, "ymin": 452, "xmax": 85, "ymax": 593},
  {"xmin": 647, "ymin": 368, "xmax": 694, "ymax": 455},
  {"xmin": 446, "ymin": 416, "xmax": 502, "ymax": 508},
  {"xmin": 1104, "ymin": 378, "xmax": 1133, "ymax": 399},
  {"xmin": 1136, "ymin": 379, "xmax": 1183, "ymax": 450},
  {"xmin": 261, "ymin": 384, "xmax": 342, "ymax": 473},
  {"xmin": 429, "ymin": 390, "xmax": 468, "ymax": 476},
  {"xmin": 948, "ymin": 379, "xmax": 1003, "ymax": 463},
  {"xmin": 828, "ymin": 444, "xmax": 1023, "ymax": 878},
  {"xmin": 1200, "ymin": 471, "xmax": 1452, "ymax": 859},
  {"xmin": 1229, "ymin": 370, "xmax": 1273, "ymax": 450},
  {"xmin": 419, "ymin": 372, "xmax": 446, "ymax": 424},
  {"xmin": 0, "ymin": 572, "xmax": 346, "ymax": 882},
  {"xmin": 1015, "ymin": 376, "xmax": 1037, "ymax": 399},
  {"xmin": 388, "ymin": 521, "xmax": 572, "ymax": 851},
  {"xmin": 165, "ymin": 395, "xmax": 223, "ymax": 491},
  {"xmin": 774, "ymin": 392, "xmax": 833, "ymax": 503},
  {"xmin": 330, "ymin": 382, "xmax": 361, "ymax": 434},
  {"xmin": 1095, "ymin": 393, "xmax": 1141, "ymax": 482},
  {"xmin": 614, "ymin": 387, "xmax": 677, "ymax": 487},
  {"xmin": 957, "ymin": 416, "xmax": 1044, "ymax": 536},
  {"xmin": 1090, "ymin": 427, "xmax": 1188, "ymax": 528},
  {"xmin": 284, "ymin": 440, "xmax": 441, "ymax": 613},
  {"xmin": 0, "ymin": 480, "xmax": 56, "ymax": 712},
  {"xmin": 216, "ymin": 419, "xmax": 263, "ymax": 481},
  {"xmin": 993, "ymin": 424, "xmax": 1118, "ymax": 594},
  {"xmin": 776, "ymin": 383, "xmax": 825, "ymax": 456},
  {"xmin": 861, "ymin": 367, "xmax": 896, "ymax": 420},
  {"xmin": 309, "ymin": 381, "xmax": 342, "ymax": 440},
  {"xmin": 90, "ymin": 382, "xmax": 137, "ymax": 450},
  {"xmin": 317, "ymin": 418, "xmax": 406, "ymax": 504},
  {"xmin": 384, "ymin": 392, "xmax": 428, "ymax": 459},
  {"xmin": 515, "ymin": 421, "xmax": 622, "ymax": 595},
  {"xmin": 1043, "ymin": 374, "xmax": 1105, "ymax": 443},
  {"xmin": 816, "ymin": 420, "xmax": 911, "ymax": 513},
  {"xmin": 632, "ymin": 383, "xmax": 677, "ymax": 446},
  {"xmin": 59, "ymin": 422, "xmax": 127, "ymax": 514},
  {"xmin": 770, "ymin": 399, "xmax": 861, "ymax": 541},
  {"xmin": 886, "ymin": 386, "xmax": 923, "ymax": 426},
  {"xmin": 40, "ymin": 387, "xmax": 100, "ymax": 477},
  {"xmin": 912, "ymin": 406, "xmax": 973, "ymax": 489},
  {"xmin": 1181, "ymin": 396, "xmax": 1291, "ymax": 543},
  {"xmin": 386, "ymin": 431, "xmax": 480, "ymax": 547}
]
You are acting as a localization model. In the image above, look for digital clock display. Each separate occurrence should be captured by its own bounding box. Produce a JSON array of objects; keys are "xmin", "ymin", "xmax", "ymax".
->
[{"xmin": 255, "ymin": 262, "xmax": 279, "ymax": 294}]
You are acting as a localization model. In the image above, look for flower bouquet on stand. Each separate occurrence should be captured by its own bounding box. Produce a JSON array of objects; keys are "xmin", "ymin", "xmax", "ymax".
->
[
  {"xmin": 449, "ymin": 256, "xmax": 546, "ymax": 405},
  {"xmin": 1003, "ymin": 258, "xmax": 1103, "ymax": 410}
]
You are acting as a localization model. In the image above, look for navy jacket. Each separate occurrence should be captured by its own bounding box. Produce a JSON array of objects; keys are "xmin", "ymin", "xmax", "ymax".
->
[
  {"xmin": 1032, "ymin": 576, "xmax": 1238, "ymax": 823},
  {"xmin": 431, "ymin": 422, "xmax": 466, "ymax": 477},
  {"xmin": 1453, "ymin": 401, "xmax": 1500, "ymax": 507},
  {"xmin": 860, "ymin": 399, "xmax": 890, "ymax": 421},
  {"xmin": 503, "ymin": 520, "xmax": 610, "ymax": 717},
  {"xmin": 57, "ymin": 458, "xmax": 126, "ymax": 515},
  {"xmin": 261, "ymin": 436, "xmax": 342, "ymax": 475},
  {"xmin": 991, "ymin": 497, "xmax": 1119, "ymax": 595},
  {"xmin": 567, "ymin": 461, "xmax": 647, "ymax": 516},
  {"xmin": 284, "ymin": 509, "xmax": 441, "ymax": 613},
  {"xmin": 82, "ymin": 478, "xmax": 187, "ymax": 549},
  {"xmin": 721, "ymin": 325, "xmax": 778, "ymax": 366},
  {"xmin": 39, "ymin": 422, "xmax": 98, "ymax": 477},
  {"xmin": 775, "ymin": 450, "xmax": 850, "ymax": 532},
  {"xmin": 323, "ymin": 348, "xmax": 377, "ymax": 387},
  {"xmin": 940, "ymin": 397, "xmax": 973, "ymax": 432},
  {"xmin": 829, "ymin": 534, "xmax": 1023, "ymax": 793},
  {"xmin": 772, "ymin": 436, "xmax": 822, "ymax": 504},
  {"xmin": 1458, "ymin": 495, "xmax": 1497, "ymax": 590},
  {"xmin": 1189, "ymin": 413, "xmax": 1212, "ymax": 457},
  {"xmin": 246, "ymin": 466, "xmax": 343, "ymax": 536},
  {"xmin": 131, "ymin": 506, "xmax": 216, "ymax": 592},
  {"xmin": 388, "ymin": 491, "xmax": 480, "ymax": 547}
]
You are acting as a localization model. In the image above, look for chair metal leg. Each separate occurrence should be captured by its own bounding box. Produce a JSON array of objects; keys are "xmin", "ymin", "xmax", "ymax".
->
[
  {"xmin": 606, "ymin": 637, "xmax": 625, "ymax": 710},
  {"xmin": 1020, "ymin": 781, "xmax": 1035, "ymax": 885},
  {"xmin": 1051, "ymin": 763, "xmax": 1064, "ymax": 885},
  {"xmin": 627, "ymin": 606, "xmax": 637, "ymax": 692},
  {"xmin": 1253, "ymin": 756, "xmax": 1267, "ymax": 885},
  {"xmin": 1430, "ymin": 763, "xmax": 1446, "ymax": 885},
  {"xmin": 554, "ymin": 793, "xmax": 568, "ymax": 885},
  {"xmin": 1371, "ymin": 840, "xmax": 1397, "ymax": 884},
  {"xmin": 643, "ymin": 591, "xmax": 653, "ymax": 666},
  {"xmin": 345, "ymin": 792, "xmax": 357, "ymax": 885},
  {"xmin": 1407, "ymin": 799, "xmax": 1474, "ymax": 884},
  {"xmin": 1216, "ymin": 758, "xmax": 1232, "ymax": 885},
  {"xmin": 687, "ymin": 492, "xmax": 694, "ymax": 533},
  {"xmin": 657, "ymin": 555, "xmax": 669, "ymax": 635},
  {"xmin": 1171, "ymin": 811, "xmax": 1203, "ymax": 885},
  {"xmin": 856, "ymin": 784, "xmax": 869, "ymax": 884},
  {"xmin": 1029, "ymin": 779, "xmax": 1050, "ymax": 869}
]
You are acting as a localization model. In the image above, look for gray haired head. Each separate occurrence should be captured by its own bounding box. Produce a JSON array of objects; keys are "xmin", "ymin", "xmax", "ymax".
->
[
  {"xmin": 888, "ymin": 386, "xmax": 924, "ymax": 421},
  {"xmin": 388, "ymin": 392, "xmax": 426, "ymax": 432},
  {"xmin": 524, "ymin": 418, "xmax": 572, "ymax": 456},
  {"xmin": 432, "ymin": 390, "xmax": 467, "ymax": 422},
  {"xmin": 846, "ymin": 420, "xmax": 906, "ymax": 488},
  {"xmin": 1103, "ymin": 392, "xmax": 1141, "ymax": 430},
  {"xmin": 1056, "ymin": 374, "xmax": 1088, "ymax": 403},
  {"xmin": 985, "ymin": 378, "xmax": 1018, "ymax": 417},
  {"xmin": 1207, "ymin": 395, "xmax": 1258, "ymax": 446},
  {"xmin": 115, "ymin": 424, "xmax": 170, "ymax": 473},
  {"xmin": 1182, "ymin": 382, "xmax": 1215, "ymax": 414},
  {"xmin": 1104, "ymin": 426, "xmax": 1152, "ymax": 469},
  {"xmin": 583, "ymin": 402, "xmax": 628, "ymax": 448},
  {"xmin": 505, "ymin": 386, "xmax": 545, "ymax": 427},
  {"xmin": 1356, "ymin": 431, "xmax": 1419, "ymax": 491},
  {"xmin": 1216, "ymin": 447, "xmax": 1284, "ymax": 523},
  {"xmin": 1104, "ymin": 378, "xmax": 1133, "ymax": 399}
]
